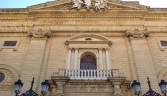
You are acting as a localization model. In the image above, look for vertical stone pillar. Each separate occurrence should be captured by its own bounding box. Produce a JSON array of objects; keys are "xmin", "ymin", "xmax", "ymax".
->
[
  {"xmin": 105, "ymin": 48, "xmax": 111, "ymax": 69},
  {"xmin": 56, "ymin": 82, "xmax": 65, "ymax": 96},
  {"xmin": 125, "ymin": 37, "xmax": 138, "ymax": 80},
  {"xmin": 50, "ymin": 85, "xmax": 57, "ymax": 96},
  {"xmin": 66, "ymin": 48, "xmax": 72, "ymax": 69},
  {"xmin": 126, "ymin": 29, "xmax": 160, "ymax": 94},
  {"xmin": 74, "ymin": 48, "xmax": 78, "ymax": 69},
  {"xmin": 98, "ymin": 48, "xmax": 103, "ymax": 70},
  {"xmin": 20, "ymin": 29, "xmax": 52, "ymax": 93}
]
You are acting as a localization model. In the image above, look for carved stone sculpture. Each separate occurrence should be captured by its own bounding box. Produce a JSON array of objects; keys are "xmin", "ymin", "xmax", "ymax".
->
[
  {"xmin": 71, "ymin": 0, "xmax": 83, "ymax": 10},
  {"xmin": 125, "ymin": 29, "xmax": 150, "ymax": 38},
  {"xmin": 70, "ymin": 0, "xmax": 111, "ymax": 12},
  {"xmin": 28, "ymin": 29, "xmax": 52, "ymax": 38}
]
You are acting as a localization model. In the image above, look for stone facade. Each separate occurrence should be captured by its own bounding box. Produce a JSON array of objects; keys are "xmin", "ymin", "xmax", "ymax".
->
[{"xmin": 0, "ymin": 0, "xmax": 167, "ymax": 96}]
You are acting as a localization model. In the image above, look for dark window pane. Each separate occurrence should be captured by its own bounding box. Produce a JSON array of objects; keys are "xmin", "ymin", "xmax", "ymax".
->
[
  {"xmin": 80, "ymin": 55, "xmax": 96, "ymax": 70},
  {"xmin": 4, "ymin": 41, "xmax": 17, "ymax": 46},
  {"xmin": 0, "ymin": 73, "xmax": 5, "ymax": 83},
  {"xmin": 85, "ymin": 38, "xmax": 92, "ymax": 40},
  {"xmin": 161, "ymin": 41, "xmax": 167, "ymax": 46}
]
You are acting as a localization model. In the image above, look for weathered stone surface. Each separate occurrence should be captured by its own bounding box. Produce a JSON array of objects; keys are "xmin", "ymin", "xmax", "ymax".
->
[{"xmin": 0, "ymin": 0, "xmax": 167, "ymax": 96}]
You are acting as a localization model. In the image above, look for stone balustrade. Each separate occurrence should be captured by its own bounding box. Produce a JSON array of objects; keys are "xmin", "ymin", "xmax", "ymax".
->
[{"xmin": 65, "ymin": 69, "xmax": 112, "ymax": 80}]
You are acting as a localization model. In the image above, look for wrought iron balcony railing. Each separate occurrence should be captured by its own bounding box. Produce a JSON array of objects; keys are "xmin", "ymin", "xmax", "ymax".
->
[{"xmin": 65, "ymin": 69, "xmax": 112, "ymax": 80}]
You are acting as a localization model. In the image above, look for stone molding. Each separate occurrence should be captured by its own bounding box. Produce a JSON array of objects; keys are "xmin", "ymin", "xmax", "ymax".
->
[
  {"xmin": 0, "ymin": 64, "xmax": 19, "ymax": 81},
  {"xmin": 125, "ymin": 29, "xmax": 150, "ymax": 38},
  {"xmin": 28, "ymin": 29, "xmax": 52, "ymax": 38},
  {"xmin": 65, "ymin": 34, "xmax": 112, "ymax": 46},
  {"xmin": 158, "ymin": 67, "xmax": 167, "ymax": 81},
  {"xmin": 0, "ymin": 64, "xmax": 19, "ymax": 91},
  {"xmin": 1, "ymin": 15, "xmax": 167, "ymax": 20},
  {"xmin": 0, "ymin": 38, "xmax": 20, "ymax": 51},
  {"xmin": 157, "ymin": 38, "xmax": 167, "ymax": 51}
]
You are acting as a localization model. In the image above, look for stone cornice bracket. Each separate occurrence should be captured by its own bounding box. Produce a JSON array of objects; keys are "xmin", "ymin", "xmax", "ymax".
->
[
  {"xmin": 28, "ymin": 29, "xmax": 52, "ymax": 38},
  {"xmin": 108, "ymin": 69, "xmax": 131, "ymax": 96},
  {"xmin": 125, "ymin": 29, "xmax": 150, "ymax": 38}
]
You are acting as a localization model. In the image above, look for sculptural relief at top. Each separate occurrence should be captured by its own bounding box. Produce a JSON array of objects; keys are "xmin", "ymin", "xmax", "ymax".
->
[{"xmin": 70, "ymin": 0, "xmax": 111, "ymax": 12}]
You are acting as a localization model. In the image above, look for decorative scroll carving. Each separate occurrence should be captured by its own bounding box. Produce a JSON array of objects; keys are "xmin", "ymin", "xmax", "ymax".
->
[
  {"xmin": 125, "ymin": 29, "xmax": 150, "ymax": 38},
  {"xmin": 56, "ymin": 82, "xmax": 65, "ymax": 96},
  {"xmin": 28, "ymin": 29, "xmax": 52, "ymax": 38},
  {"xmin": 70, "ymin": 0, "xmax": 111, "ymax": 12},
  {"xmin": 113, "ymin": 82, "xmax": 122, "ymax": 96}
]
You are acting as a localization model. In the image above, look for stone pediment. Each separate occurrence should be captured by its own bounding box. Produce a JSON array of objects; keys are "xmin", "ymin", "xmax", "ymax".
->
[
  {"xmin": 65, "ymin": 34, "xmax": 112, "ymax": 46},
  {"xmin": 28, "ymin": 0, "xmax": 149, "ymax": 11}
]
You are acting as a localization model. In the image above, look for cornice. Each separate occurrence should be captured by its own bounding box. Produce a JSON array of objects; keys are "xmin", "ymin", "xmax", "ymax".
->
[
  {"xmin": 0, "ymin": 13, "xmax": 167, "ymax": 20},
  {"xmin": 0, "ymin": 17, "xmax": 34, "ymax": 20}
]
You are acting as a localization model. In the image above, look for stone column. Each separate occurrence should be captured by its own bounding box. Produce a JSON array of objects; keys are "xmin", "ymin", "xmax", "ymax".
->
[
  {"xmin": 99, "ymin": 48, "xmax": 103, "ymax": 70},
  {"xmin": 20, "ymin": 29, "xmax": 52, "ymax": 94},
  {"xmin": 126, "ymin": 29, "xmax": 160, "ymax": 94},
  {"xmin": 74, "ymin": 48, "xmax": 78, "ymax": 69},
  {"xmin": 105, "ymin": 48, "xmax": 111, "ymax": 69},
  {"xmin": 66, "ymin": 48, "xmax": 72, "ymax": 69}
]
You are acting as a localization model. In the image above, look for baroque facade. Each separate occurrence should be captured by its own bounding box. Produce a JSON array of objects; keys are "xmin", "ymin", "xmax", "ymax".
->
[{"xmin": 0, "ymin": 0, "xmax": 167, "ymax": 96}]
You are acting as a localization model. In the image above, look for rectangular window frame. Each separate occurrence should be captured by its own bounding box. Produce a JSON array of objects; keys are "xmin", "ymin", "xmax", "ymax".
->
[
  {"xmin": 0, "ymin": 39, "xmax": 20, "ymax": 51},
  {"xmin": 157, "ymin": 39, "xmax": 167, "ymax": 51}
]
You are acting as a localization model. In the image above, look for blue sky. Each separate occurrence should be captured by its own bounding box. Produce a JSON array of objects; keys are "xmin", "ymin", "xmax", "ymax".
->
[{"xmin": 0, "ymin": 0, "xmax": 166, "ymax": 8}]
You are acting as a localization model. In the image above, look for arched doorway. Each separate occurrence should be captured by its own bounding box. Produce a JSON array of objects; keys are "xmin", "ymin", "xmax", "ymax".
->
[{"xmin": 80, "ymin": 55, "xmax": 97, "ymax": 70}]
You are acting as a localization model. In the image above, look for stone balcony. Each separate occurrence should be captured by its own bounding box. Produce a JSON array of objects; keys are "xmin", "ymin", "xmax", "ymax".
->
[
  {"xmin": 51, "ymin": 69, "xmax": 131, "ymax": 96},
  {"xmin": 52, "ymin": 69, "xmax": 129, "ymax": 83},
  {"xmin": 65, "ymin": 69, "xmax": 112, "ymax": 80}
]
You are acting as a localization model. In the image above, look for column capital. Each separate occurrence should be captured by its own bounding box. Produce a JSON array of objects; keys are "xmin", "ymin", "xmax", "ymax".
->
[
  {"xmin": 67, "ymin": 47, "xmax": 72, "ymax": 50},
  {"xmin": 105, "ymin": 48, "xmax": 109, "ymax": 50},
  {"xmin": 98, "ymin": 48, "xmax": 103, "ymax": 50},
  {"xmin": 125, "ymin": 29, "xmax": 150, "ymax": 38},
  {"xmin": 28, "ymin": 28, "xmax": 52, "ymax": 38},
  {"xmin": 74, "ymin": 48, "xmax": 79, "ymax": 50}
]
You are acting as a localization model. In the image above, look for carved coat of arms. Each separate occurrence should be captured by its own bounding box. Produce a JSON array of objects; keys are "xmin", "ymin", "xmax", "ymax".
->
[{"xmin": 70, "ymin": 0, "xmax": 111, "ymax": 12}]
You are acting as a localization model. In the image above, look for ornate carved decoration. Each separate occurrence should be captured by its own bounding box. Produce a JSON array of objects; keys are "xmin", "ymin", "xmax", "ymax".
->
[
  {"xmin": 125, "ymin": 29, "xmax": 150, "ymax": 38},
  {"xmin": 28, "ymin": 29, "xmax": 52, "ymax": 38},
  {"xmin": 70, "ymin": 0, "xmax": 111, "ymax": 12}
]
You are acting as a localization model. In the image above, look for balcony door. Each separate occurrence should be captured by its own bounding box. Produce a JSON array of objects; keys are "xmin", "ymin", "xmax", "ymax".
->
[{"xmin": 80, "ymin": 55, "xmax": 97, "ymax": 70}]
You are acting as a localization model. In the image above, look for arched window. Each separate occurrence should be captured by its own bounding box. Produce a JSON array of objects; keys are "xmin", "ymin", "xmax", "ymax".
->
[
  {"xmin": 0, "ymin": 73, "xmax": 5, "ymax": 83},
  {"xmin": 80, "ymin": 55, "xmax": 96, "ymax": 70}
]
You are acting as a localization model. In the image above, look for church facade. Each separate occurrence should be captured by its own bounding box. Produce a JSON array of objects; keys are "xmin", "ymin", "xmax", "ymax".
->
[{"xmin": 0, "ymin": 0, "xmax": 167, "ymax": 96}]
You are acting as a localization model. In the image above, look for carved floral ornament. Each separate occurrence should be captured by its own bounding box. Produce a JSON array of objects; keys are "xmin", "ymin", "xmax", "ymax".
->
[
  {"xmin": 125, "ymin": 29, "xmax": 150, "ymax": 38},
  {"xmin": 28, "ymin": 29, "xmax": 52, "ymax": 38},
  {"xmin": 70, "ymin": 0, "xmax": 111, "ymax": 12}
]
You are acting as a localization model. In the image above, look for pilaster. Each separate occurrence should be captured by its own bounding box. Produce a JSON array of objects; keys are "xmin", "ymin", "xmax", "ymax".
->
[
  {"xmin": 20, "ymin": 29, "xmax": 52, "ymax": 94},
  {"xmin": 125, "ymin": 29, "xmax": 160, "ymax": 94}
]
